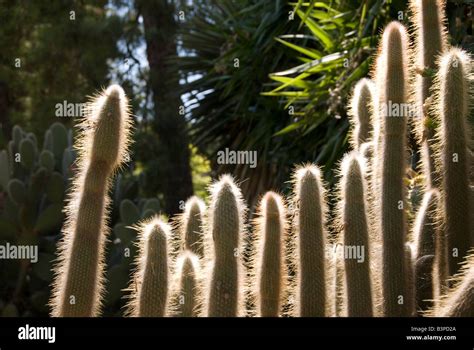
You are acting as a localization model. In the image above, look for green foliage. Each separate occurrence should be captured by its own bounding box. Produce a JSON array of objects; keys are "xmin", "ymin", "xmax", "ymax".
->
[
  {"xmin": 177, "ymin": 0, "xmax": 303, "ymax": 201},
  {"xmin": 264, "ymin": 0, "xmax": 393, "ymax": 180},
  {"xmin": 0, "ymin": 1, "xmax": 125, "ymax": 137},
  {"xmin": 120, "ymin": 199, "xmax": 140, "ymax": 226},
  {"xmin": 0, "ymin": 123, "xmax": 73, "ymax": 316},
  {"xmin": 0, "ymin": 123, "xmax": 72, "ymax": 237}
]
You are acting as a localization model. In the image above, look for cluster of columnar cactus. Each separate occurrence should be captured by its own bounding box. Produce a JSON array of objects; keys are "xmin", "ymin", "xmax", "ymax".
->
[{"xmin": 49, "ymin": 0, "xmax": 472, "ymax": 317}]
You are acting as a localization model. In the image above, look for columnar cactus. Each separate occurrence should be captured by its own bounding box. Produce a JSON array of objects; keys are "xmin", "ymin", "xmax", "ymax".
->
[
  {"xmin": 413, "ymin": 189, "xmax": 440, "ymax": 313},
  {"xmin": 334, "ymin": 243, "xmax": 347, "ymax": 317},
  {"xmin": 254, "ymin": 191, "xmax": 287, "ymax": 317},
  {"xmin": 428, "ymin": 253, "xmax": 474, "ymax": 317},
  {"xmin": 293, "ymin": 165, "xmax": 329, "ymax": 316},
  {"xmin": 434, "ymin": 48, "xmax": 472, "ymax": 277},
  {"xmin": 181, "ymin": 196, "xmax": 206, "ymax": 259},
  {"xmin": 50, "ymin": 85, "xmax": 132, "ymax": 317},
  {"xmin": 126, "ymin": 218, "xmax": 171, "ymax": 317},
  {"xmin": 170, "ymin": 251, "xmax": 201, "ymax": 317},
  {"xmin": 410, "ymin": 0, "xmax": 447, "ymax": 188},
  {"xmin": 348, "ymin": 79, "xmax": 376, "ymax": 150},
  {"xmin": 433, "ymin": 219, "xmax": 449, "ymax": 301},
  {"xmin": 206, "ymin": 175, "xmax": 246, "ymax": 317},
  {"xmin": 405, "ymin": 244, "xmax": 416, "ymax": 316},
  {"xmin": 374, "ymin": 22, "xmax": 411, "ymax": 316},
  {"xmin": 337, "ymin": 152, "xmax": 373, "ymax": 316}
]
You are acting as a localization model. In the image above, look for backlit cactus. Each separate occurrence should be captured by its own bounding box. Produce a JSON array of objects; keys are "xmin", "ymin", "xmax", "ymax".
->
[
  {"xmin": 413, "ymin": 189, "xmax": 440, "ymax": 313},
  {"xmin": 434, "ymin": 48, "xmax": 472, "ymax": 277},
  {"xmin": 293, "ymin": 165, "xmax": 329, "ymax": 317},
  {"xmin": 50, "ymin": 85, "xmax": 132, "ymax": 317},
  {"xmin": 410, "ymin": 0, "xmax": 447, "ymax": 188},
  {"xmin": 169, "ymin": 251, "xmax": 202, "ymax": 317},
  {"xmin": 428, "ymin": 253, "xmax": 474, "ymax": 317},
  {"xmin": 253, "ymin": 191, "xmax": 288, "ymax": 317},
  {"xmin": 405, "ymin": 244, "xmax": 416, "ymax": 316},
  {"xmin": 7, "ymin": 0, "xmax": 469, "ymax": 319},
  {"xmin": 348, "ymin": 79, "xmax": 376, "ymax": 150},
  {"xmin": 126, "ymin": 218, "xmax": 171, "ymax": 317},
  {"xmin": 206, "ymin": 175, "xmax": 246, "ymax": 317},
  {"xmin": 337, "ymin": 152, "xmax": 373, "ymax": 316},
  {"xmin": 181, "ymin": 196, "xmax": 206, "ymax": 259},
  {"xmin": 374, "ymin": 22, "xmax": 411, "ymax": 317}
]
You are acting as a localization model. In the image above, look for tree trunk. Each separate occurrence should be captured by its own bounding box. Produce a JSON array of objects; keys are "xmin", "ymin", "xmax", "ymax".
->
[{"xmin": 137, "ymin": 0, "xmax": 193, "ymax": 216}]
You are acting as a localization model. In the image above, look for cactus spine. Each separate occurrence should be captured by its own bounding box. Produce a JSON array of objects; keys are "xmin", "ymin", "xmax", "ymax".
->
[
  {"xmin": 293, "ymin": 165, "xmax": 329, "ymax": 316},
  {"xmin": 410, "ymin": 0, "xmax": 447, "ymax": 188},
  {"xmin": 348, "ymin": 79, "xmax": 375, "ymax": 150},
  {"xmin": 375, "ymin": 22, "xmax": 411, "ymax": 317},
  {"xmin": 434, "ymin": 48, "xmax": 472, "ymax": 277},
  {"xmin": 338, "ymin": 152, "xmax": 373, "ymax": 316},
  {"xmin": 206, "ymin": 175, "xmax": 246, "ymax": 317},
  {"xmin": 127, "ymin": 218, "xmax": 171, "ymax": 317},
  {"xmin": 254, "ymin": 191, "xmax": 287, "ymax": 317},
  {"xmin": 50, "ymin": 85, "xmax": 131, "ymax": 317}
]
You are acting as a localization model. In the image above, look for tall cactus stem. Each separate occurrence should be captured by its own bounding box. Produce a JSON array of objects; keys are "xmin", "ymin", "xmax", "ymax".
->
[
  {"xmin": 50, "ymin": 85, "xmax": 132, "ymax": 317},
  {"xmin": 292, "ymin": 164, "xmax": 329, "ymax": 316}
]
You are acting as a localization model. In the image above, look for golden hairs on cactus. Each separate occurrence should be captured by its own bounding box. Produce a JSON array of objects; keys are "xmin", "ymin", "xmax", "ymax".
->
[
  {"xmin": 348, "ymin": 79, "xmax": 376, "ymax": 150},
  {"xmin": 405, "ymin": 244, "xmax": 416, "ymax": 317},
  {"xmin": 292, "ymin": 164, "xmax": 330, "ymax": 317},
  {"xmin": 337, "ymin": 152, "xmax": 373, "ymax": 317},
  {"xmin": 410, "ymin": 0, "xmax": 447, "ymax": 188},
  {"xmin": 181, "ymin": 196, "xmax": 206, "ymax": 259},
  {"xmin": 252, "ymin": 191, "xmax": 288, "ymax": 317},
  {"xmin": 433, "ymin": 48, "xmax": 472, "ymax": 277},
  {"xmin": 374, "ymin": 22, "xmax": 411, "ymax": 317},
  {"xmin": 333, "ymin": 243, "xmax": 347, "ymax": 317},
  {"xmin": 427, "ymin": 252, "xmax": 474, "ymax": 317},
  {"xmin": 49, "ymin": 85, "xmax": 132, "ymax": 317},
  {"xmin": 169, "ymin": 251, "xmax": 202, "ymax": 317},
  {"xmin": 413, "ymin": 189, "xmax": 440, "ymax": 313},
  {"xmin": 126, "ymin": 218, "xmax": 171, "ymax": 317},
  {"xmin": 206, "ymin": 175, "xmax": 246, "ymax": 317}
]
